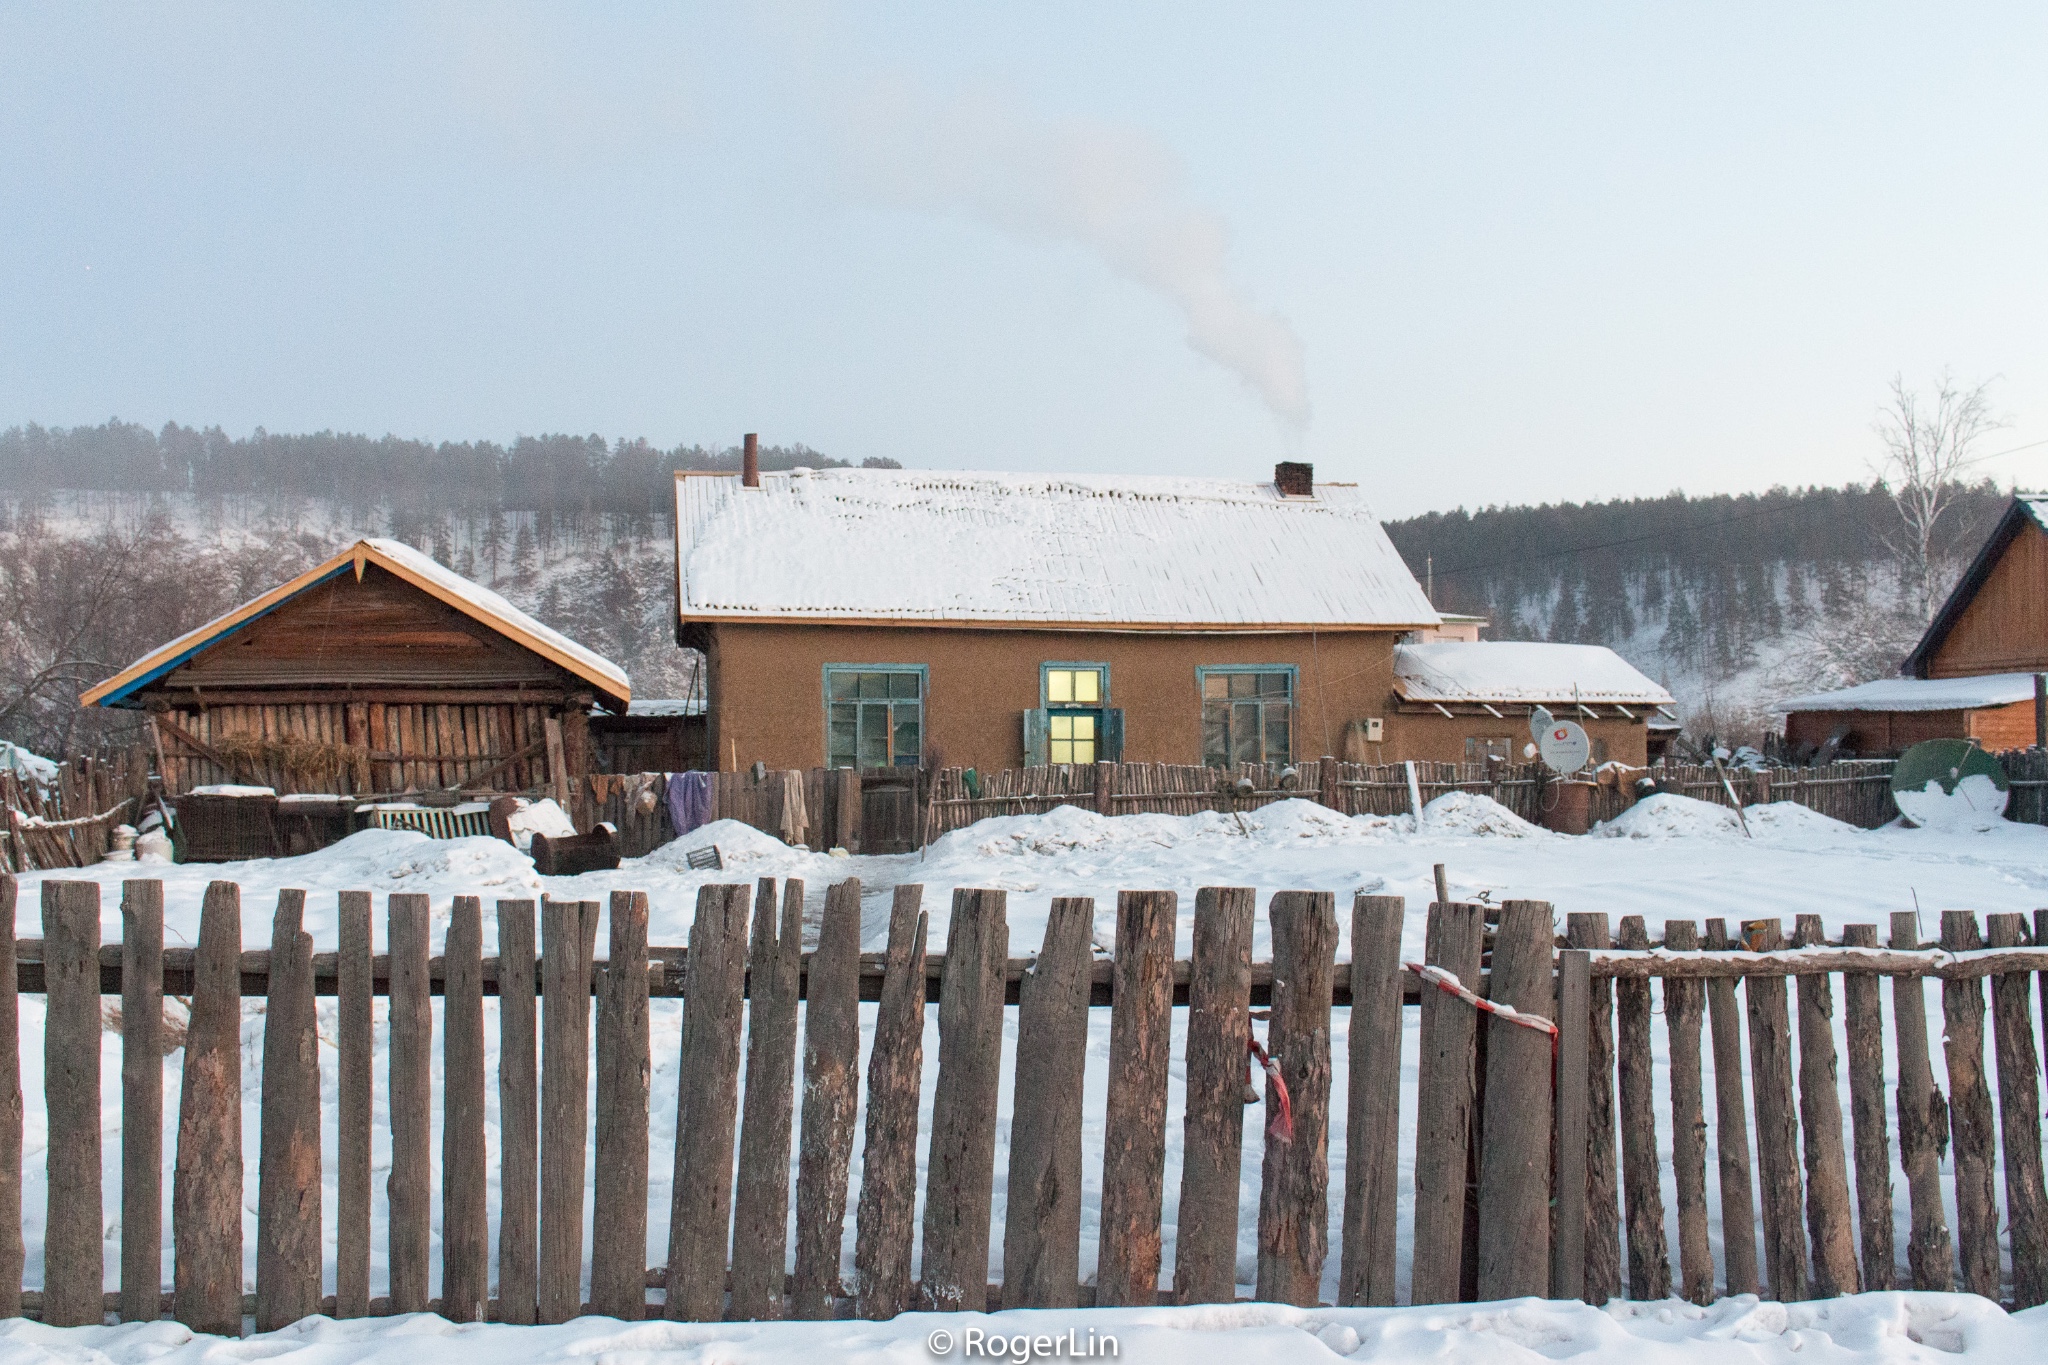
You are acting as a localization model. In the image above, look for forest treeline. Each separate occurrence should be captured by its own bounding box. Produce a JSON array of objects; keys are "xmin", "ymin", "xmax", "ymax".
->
[{"xmin": 0, "ymin": 419, "xmax": 899, "ymax": 515}]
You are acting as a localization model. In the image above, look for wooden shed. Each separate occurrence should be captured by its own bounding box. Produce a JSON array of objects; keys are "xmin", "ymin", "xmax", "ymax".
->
[{"xmin": 82, "ymin": 538, "xmax": 630, "ymax": 813}]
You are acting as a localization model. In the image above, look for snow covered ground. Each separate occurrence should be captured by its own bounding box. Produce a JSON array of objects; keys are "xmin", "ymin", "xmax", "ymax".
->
[{"xmin": 8, "ymin": 793, "xmax": 2048, "ymax": 1357}]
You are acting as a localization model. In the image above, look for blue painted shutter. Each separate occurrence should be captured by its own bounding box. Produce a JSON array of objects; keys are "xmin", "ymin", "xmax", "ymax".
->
[
  {"xmin": 1103, "ymin": 708, "xmax": 1125, "ymax": 762},
  {"xmin": 1023, "ymin": 709, "xmax": 1050, "ymax": 767}
]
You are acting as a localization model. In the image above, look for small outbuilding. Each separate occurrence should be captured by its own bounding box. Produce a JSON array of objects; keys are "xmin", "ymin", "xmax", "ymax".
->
[
  {"xmin": 1776, "ymin": 674, "xmax": 2044, "ymax": 759},
  {"xmin": 1389, "ymin": 640, "xmax": 1678, "ymax": 767}
]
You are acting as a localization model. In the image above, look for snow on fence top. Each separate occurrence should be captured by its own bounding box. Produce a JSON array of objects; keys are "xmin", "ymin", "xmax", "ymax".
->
[
  {"xmin": 82, "ymin": 536, "xmax": 630, "ymax": 710},
  {"xmin": 675, "ymin": 467, "xmax": 1441, "ymax": 628},
  {"xmin": 1393, "ymin": 641, "xmax": 1675, "ymax": 706},
  {"xmin": 1773, "ymin": 671, "xmax": 2043, "ymax": 714}
]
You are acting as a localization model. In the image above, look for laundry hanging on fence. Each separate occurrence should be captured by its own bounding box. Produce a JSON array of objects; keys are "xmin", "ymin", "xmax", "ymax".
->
[
  {"xmin": 666, "ymin": 770, "xmax": 715, "ymax": 837},
  {"xmin": 777, "ymin": 769, "xmax": 809, "ymax": 848}
]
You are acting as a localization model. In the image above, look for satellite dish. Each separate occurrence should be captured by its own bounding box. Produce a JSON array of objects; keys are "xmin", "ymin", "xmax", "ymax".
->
[
  {"xmin": 1529, "ymin": 705, "xmax": 1555, "ymax": 743},
  {"xmin": 1538, "ymin": 719, "xmax": 1591, "ymax": 775},
  {"xmin": 1891, "ymin": 740, "xmax": 2009, "ymax": 832}
]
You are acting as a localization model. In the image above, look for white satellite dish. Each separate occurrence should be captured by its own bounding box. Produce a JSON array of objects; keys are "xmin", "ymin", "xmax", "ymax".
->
[
  {"xmin": 1528, "ymin": 705, "xmax": 1555, "ymax": 743},
  {"xmin": 1538, "ymin": 719, "xmax": 1591, "ymax": 775}
]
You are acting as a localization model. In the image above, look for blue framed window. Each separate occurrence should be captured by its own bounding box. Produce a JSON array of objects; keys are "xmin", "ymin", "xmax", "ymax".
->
[
  {"xmin": 1197, "ymin": 665, "xmax": 1297, "ymax": 767},
  {"xmin": 1039, "ymin": 662, "xmax": 1109, "ymax": 764},
  {"xmin": 823, "ymin": 664, "xmax": 926, "ymax": 769}
]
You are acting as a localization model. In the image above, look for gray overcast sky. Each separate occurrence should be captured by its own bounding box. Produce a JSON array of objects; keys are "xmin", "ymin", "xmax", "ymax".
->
[{"xmin": 3, "ymin": 2, "xmax": 2044, "ymax": 517}]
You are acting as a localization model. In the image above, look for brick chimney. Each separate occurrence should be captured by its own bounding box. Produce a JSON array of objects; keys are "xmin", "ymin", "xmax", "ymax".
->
[
  {"xmin": 1275, "ymin": 461, "xmax": 1313, "ymax": 497},
  {"xmin": 742, "ymin": 433, "xmax": 760, "ymax": 488}
]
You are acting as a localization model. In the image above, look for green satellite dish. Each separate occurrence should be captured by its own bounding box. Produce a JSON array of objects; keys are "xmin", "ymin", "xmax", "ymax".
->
[{"xmin": 1890, "ymin": 740, "xmax": 2009, "ymax": 831}]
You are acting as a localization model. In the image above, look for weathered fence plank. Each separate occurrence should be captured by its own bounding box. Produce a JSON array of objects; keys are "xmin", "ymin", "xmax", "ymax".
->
[
  {"xmin": 1703, "ymin": 918, "xmax": 1759, "ymax": 1300},
  {"xmin": 1940, "ymin": 911, "xmax": 2000, "ymax": 1300},
  {"xmin": 1791, "ymin": 915, "xmax": 1858, "ymax": 1297},
  {"xmin": 666, "ymin": 883, "xmax": 750, "ymax": 1321},
  {"xmin": 1477, "ymin": 899, "xmax": 1554, "ymax": 1300},
  {"xmin": 442, "ymin": 895, "xmax": 489, "ymax": 1323},
  {"xmin": 920, "ymin": 888, "xmax": 1009, "ymax": 1312},
  {"xmin": 256, "ymin": 889, "xmax": 321, "ymax": 1330},
  {"xmin": 854, "ymin": 886, "xmax": 928, "ymax": 1320},
  {"xmin": 1662, "ymin": 920, "xmax": 1712, "ymax": 1305},
  {"xmin": 591, "ymin": 890, "xmax": 651, "ymax": 1321},
  {"xmin": 1257, "ymin": 890, "xmax": 1337, "ymax": 1306},
  {"xmin": 1413, "ymin": 901, "xmax": 1484, "ymax": 1304},
  {"xmin": 541, "ymin": 897, "xmax": 599, "ymax": 1323},
  {"xmin": 335, "ymin": 889, "xmax": 372, "ymax": 1318},
  {"xmin": 1888, "ymin": 911, "xmax": 1952, "ymax": 1292},
  {"xmin": 388, "ymin": 891, "xmax": 433, "ymax": 1314},
  {"xmin": 120, "ymin": 879, "xmax": 164, "ymax": 1323},
  {"xmin": 1552, "ymin": 948, "xmax": 1590, "ymax": 1302},
  {"xmin": 1003, "ymin": 895, "xmax": 1095, "ymax": 1309},
  {"xmin": 1744, "ymin": 918, "xmax": 1807, "ymax": 1301},
  {"xmin": 1098, "ymin": 889, "xmax": 1177, "ymax": 1307},
  {"xmin": 731, "ymin": 877, "xmax": 802, "ymax": 1321},
  {"xmin": 1340, "ymin": 893, "xmax": 1404, "ymax": 1307},
  {"xmin": 1986, "ymin": 913, "xmax": 2048, "ymax": 1308},
  {"xmin": 497, "ymin": 898, "xmax": 540, "ymax": 1325},
  {"xmin": 1614, "ymin": 916, "xmax": 1670, "ymax": 1301},
  {"xmin": 42, "ymin": 880, "xmax": 101, "ymax": 1327},
  {"xmin": 0, "ymin": 875, "xmax": 16, "ymax": 1320},
  {"xmin": 1839, "ymin": 924, "xmax": 1894, "ymax": 1293},
  {"xmin": 174, "ymin": 881, "xmax": 243, "ymax": 1335},
  {"xmin": 1566, "ymin": 912, "xmax": 1622, "ymax": 1304},
  {"xmin": 792, "ymin": 878, "xmax": 863, "ymax": 1318}
]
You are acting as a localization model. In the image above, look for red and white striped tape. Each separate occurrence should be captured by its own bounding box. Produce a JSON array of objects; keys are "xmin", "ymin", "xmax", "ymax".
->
[{"xmin": 1404, "ymin": 962, "xmax": 1559, "ymax": 1041}]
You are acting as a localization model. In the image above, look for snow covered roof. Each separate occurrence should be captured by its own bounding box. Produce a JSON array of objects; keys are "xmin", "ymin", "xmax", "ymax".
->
[
  {"xmin": 83, "ymin": 537, "xmax": 630, "ymax": 710},
  {"xmin": 1773, "ymin": 673, "xmax": 2041, "ymax": 714},
  {"xmin": 675, "ymin": 468, "xmax": 1440, "ymax": 629},
  {"xmin": 1393, "ymin": 641, "xmax": 1676, "ymax": 707},
  {"xmin": 622, "ymin": 699, "xmax": 705, "ymax": 718}
]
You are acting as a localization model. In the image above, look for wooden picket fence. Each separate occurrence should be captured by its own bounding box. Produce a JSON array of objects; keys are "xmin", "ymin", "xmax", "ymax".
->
[
  {"xmin": 0, "ymin": 752, "xmax": 153, "ymax": 874},
  {"xmin": 5, "ymin": 872, "xmax": 2048, "ymax": 1328}
]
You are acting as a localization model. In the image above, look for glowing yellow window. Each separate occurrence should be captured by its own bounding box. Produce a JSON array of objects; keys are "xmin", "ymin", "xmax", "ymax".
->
[
  {"xmin": 1045, "ymin": 668, "xmax": 1102, "ymax": 705},
  {"xmin": 1048, "ymin": 712, "xmax": 1096, "ymax": 765}
]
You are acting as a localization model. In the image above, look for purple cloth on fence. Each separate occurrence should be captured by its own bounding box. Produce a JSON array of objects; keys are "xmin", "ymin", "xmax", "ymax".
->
[{"xmin": 666, "ymin": 771, "xmax": 715, "ymax": 837}]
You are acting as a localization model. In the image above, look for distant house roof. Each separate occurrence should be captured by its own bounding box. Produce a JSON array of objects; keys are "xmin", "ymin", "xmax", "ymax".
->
[
  {"xmin": 1772, "ymin": 672, "xmax": 2041, "ymax": 714},
  {"xmin": 83, "ymin": 537, "xmax": 630, "ymax": 710},
  {"xmin": 621, "ymin": 698, "xmax": 705, "ymax": 718},
  {"xmin": 1393, "ymin": 641, "xmax": 1676, "ymax": 707},
  {"xmin": 674, "ymin": 468, "xmax": 1440, "ymax": 630},
  {"xmin": 1902, "ymin": 494, "xmax": 2048, "ymax": 678}
]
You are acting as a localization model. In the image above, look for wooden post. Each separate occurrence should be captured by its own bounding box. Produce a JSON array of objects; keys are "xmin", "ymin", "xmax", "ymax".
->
[
  {"xmin": 335, "ymin": 889, "xmax": 373, "ymax": 1318},
  {"xmin": 497, "ymin": 898, "xmax": 541, "ymax": 1324},
  {"xmin": 920, "ymin": 888, "xmax": 1009, "ymax": 1311},
  {"xmin": 255, "ymin": 890, "xmax": 321, "ymax": 1330},
  {"xmin": 0, "ymin": 874, "xmax": 17, "ymax": 1321},
  {"xmin": 1339, "ymin": 894, "xmax": 1404, "ymax": 1306},
  {"xmin": 544, "ymin": 715, "xmax": 572, "ymax": 813},
  {"xmin": 665, "ymin": 884, "xmax": 751, "ymax": 1321},
  {"xmin": 1888, "ymin": 911, "xmax": 1953, "ymax": 1292},
  {"xmin": 442, "ymin": 895, "xmax": 490, "ymax": 1322},
  {"xmin": 1703, "ymin": 919, "xmax": 1760, "ymax": 1300},
  {"xmin": 1840, "ymin": 924, "xmax": 1895, "ymax": 1293},
  {"xmin": 42, "ymin": 880, "xmax": 102, "ymax": 1327},
  {"xmin": 590, "ymin": 890, "xmax": 650, "ymax": 1321},
  {"xmin": 1097, "ymin": 889, "xmax": 1177, "ymax": 1306},
  {"xmin": 1257, "ymin": 890, "xmax": 1337, "ymax": 1306},
  {"xmin": 388, "ymin": 892, "xmax": 434, "ymax": 1314},
  {"xmin": 1476, "ymin": 899, "xmax": 1554, "ymax": 1300},
  {"xmin": 539, "ymin": 898, "xmax": 599, "ymax": 1322},
  {"xmin": 1744, "ymin": 919, "xmax": 1807, "ymax": 1301},
  {"xmin": 1788, "ymin": 915, "xmax": 1859, "ymax": 1297},
  {"xmin": 120, "ymin": 879, "xmax": 164, "ymax": 1323},
  {"xmin": 1003, "ymin": 896, "xmax": 1095, "ymax": 1309},
  {"xmin": 1412, "ymin": 901, "xmax": 1484, "ymax": 1304},
  {"xmin": 731, "ymin": 878, "xmax": 803, "ymax": 1320},
  {"xmin": 1614, "ymin": 916, "xmax": 1670, "ymax": 1300},
  {"xmin": 174, "ymin": 881, "xmax": 243, "ymax": 1335},
  {"xmin": 1941, "ymin": 911, "xmax": 2000, "ymax": 1299},
  {"xmin": 1658, "ymin": 920, "xmax": 1712, "ymax": 1304},
  {"xmin": 1551, "ymin": 949, "xmax": 1591, "ymax": 1302},
  {"xmin": 854, "ymin": 886, "xmax": 927, "ymax": 1320},
  {"xmin": 792, "ymin": 878, "xmax": 863, "ymax": 1317},
  {"xmin": 833, "ymin": 768, "xmax": 860, "ymax": 852},
  {"xmin": 1986, "ymin": 913, "xmax": 2048, "ymax": 1307},
  {"xmin": 1175, "ymin": 887, "xmax": 1255, "ymax": 1306},
  {"xmin": 1094, "ymin": 761, "xmax": 1117, "ymax": 816},
  {"xmin": 1565, "ymin": 912, "xmax": 1622, "ymax": 1303}
]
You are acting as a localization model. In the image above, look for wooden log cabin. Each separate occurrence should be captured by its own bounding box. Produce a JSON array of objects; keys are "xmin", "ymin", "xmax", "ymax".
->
[
  {"xmin": 81, "ymin": 538, "xmax": 631, "ymax": 806},
  {"xmin": 1774, "ymin": 495, "xmax": 2048, "ymax": 757}
]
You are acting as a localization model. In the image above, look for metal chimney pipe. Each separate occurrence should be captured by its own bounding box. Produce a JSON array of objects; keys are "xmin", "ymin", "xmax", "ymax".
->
[{"xmin": 742, "ymin": 433, "xmax": 760, "ymax": 487}]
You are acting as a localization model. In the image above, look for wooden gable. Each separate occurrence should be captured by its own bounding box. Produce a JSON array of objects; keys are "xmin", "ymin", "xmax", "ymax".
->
[{"xmin": 1917, "ymin": 511, "xmax": 2048, "ymax": 679}]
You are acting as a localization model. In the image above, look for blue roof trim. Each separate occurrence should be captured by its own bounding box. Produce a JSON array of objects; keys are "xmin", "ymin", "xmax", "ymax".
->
[{"xmin": 97, "ymin": 562, "xmax": 356, "ymax": 708}]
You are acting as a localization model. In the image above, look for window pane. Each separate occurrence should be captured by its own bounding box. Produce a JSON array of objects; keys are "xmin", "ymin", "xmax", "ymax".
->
[
  {"xmin": 1229, "ymin": 672, "xmax": 1257, "ymax": 699},
  {"xmin": 858, "ymin": 672, "xmax": 889, "ymax": 699},
  {"xmin": 1232, "ymin": 702, "xmax": 1262, "ymax": 764},
  {"xmin": 1202, "ymin": 703, "xmax": 1229, "ymax": 766},
  {"xmin": 1073, "ymin": 715, "xmax": 1095, "ymax": 740},
  {"xmin": 892, "ymin": 671, "xmax": 920, "ymax": 699},
  {"xmin": 1046, "ymin": 669, "xmax": 1073, "ymax": 704},
  {"xmin": 1260, "ymin": 671, "xmax": 1291, "ymax": 698},
  {"xmin": 893, "ymin": 714, "xmax": 921, "ymax": 762},
  {"xmin": 1050, "ymin": 714, "xmax": 1073, "ymax": 740},
  {"xmin": 859, "ymin": 703, "xmax": 890, "ymax": 765},
  {"xmin": 1073, "ymin": 738, "xmax": 1095, "ymax": 764},
  {"xmin": 1049, "ymin": 739, "xmax": 1073, "ymax": 764},
  {"xmin": 829, "ymin": 672, "xmax": 858, "ymax": 701},
  {"xmin": 1265, "ymin": 707, "xmax": 1291, "ymax": 763},
  {"xmin": 1074, "ymin": 669, "xmax": 1100, "ymax": 703},
  {"xmin": 1203, "ymin": 674, "xmax": 1229, "ymax": 699}
]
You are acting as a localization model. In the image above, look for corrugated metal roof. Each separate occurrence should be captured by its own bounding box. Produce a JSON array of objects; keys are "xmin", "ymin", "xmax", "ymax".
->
[
  {"xmin": 675, "ymin": 468, "xmax": 1440, "ymax": 628},
  {"xmin": 1393, "ymin": 641, "xmax": 1676, "ymax": 706}
]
